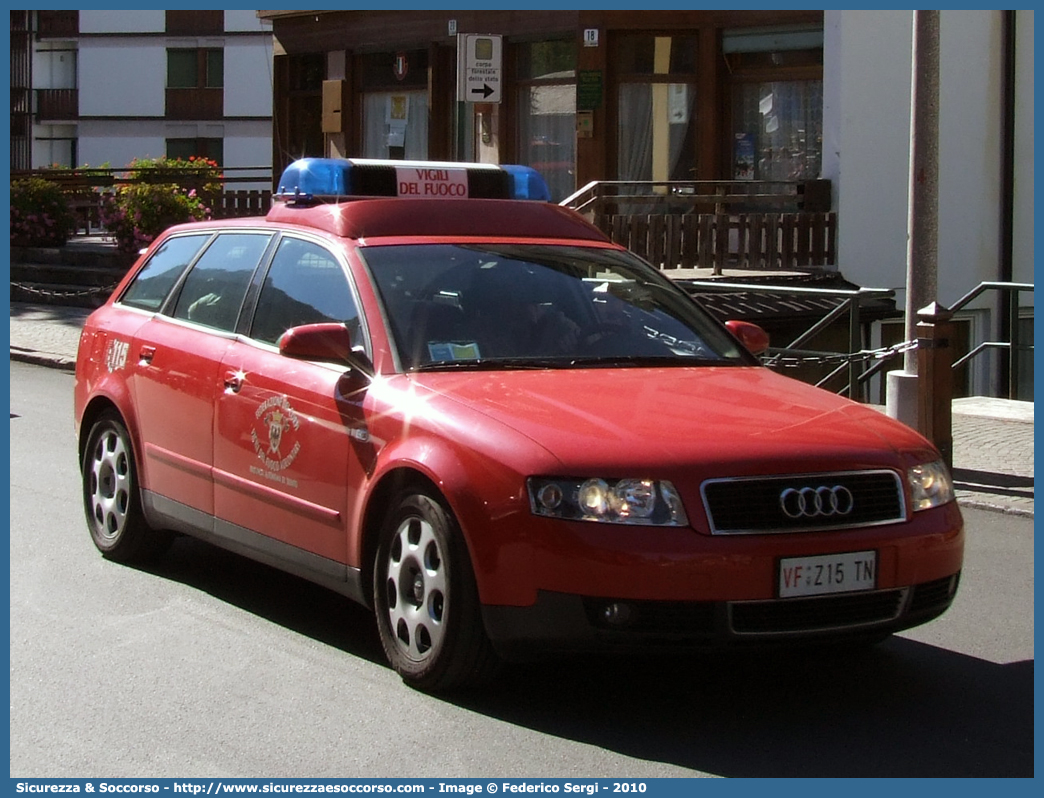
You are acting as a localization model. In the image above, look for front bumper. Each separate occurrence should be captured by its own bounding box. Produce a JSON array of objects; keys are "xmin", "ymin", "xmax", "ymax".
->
[{"xmin": 482, "ymin": 572, "xmax": 960, "ymax": 660}]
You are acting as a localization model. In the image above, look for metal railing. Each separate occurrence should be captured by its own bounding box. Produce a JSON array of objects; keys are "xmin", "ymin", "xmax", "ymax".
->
[
  {"xmin": 683, "ymin": 280, "xmax": 898, "ymax": 401},
  {"xmin": 948, "ymin": 281, "xmax": 1034, "ymax": 400},
  {"xmin": 684, "ymin": 279, "xmax": 1033, "ymax": 402}
]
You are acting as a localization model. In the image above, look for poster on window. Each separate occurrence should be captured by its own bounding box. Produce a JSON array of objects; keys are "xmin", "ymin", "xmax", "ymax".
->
[
  {"xmin": 734, "ymin": 133, "xmax": 755, "ymax": 180},
  {"xmin": 668, "ymin": 84, "xmax": 689, "ymax": 124},
  {"xmin": 386, "ymin": 94, "xmax": 409, "ymax": 148}
]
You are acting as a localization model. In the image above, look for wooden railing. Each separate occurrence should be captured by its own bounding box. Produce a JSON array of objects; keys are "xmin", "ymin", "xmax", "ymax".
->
[
  {"xmin": 35, "ymin": 88, "xmax": 78, "ymax": 121},
  {"xmin": 12, "ymin": 166, "xmax": 273, "ymax": 233},
  {"xmin": 165, "ymin": 88, "xmax": 224, "ymax": 120},
  {"xmin": 36, "ymin": 10, "xmax": 79, "ymax": 39},
  {"xmin": 561, "ymin": 179, "xmax": 836, "ymax": 274}
]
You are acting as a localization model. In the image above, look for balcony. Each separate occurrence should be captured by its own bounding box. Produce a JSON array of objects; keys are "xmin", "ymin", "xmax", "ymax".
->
[
  {"xmin": 165, "ymin": 88, "xmax": 223, "ymax": 121},
  {"xmin": 37, "ymin": 10, "xmax": 79, "ymax": 39},
  {"xmin": 35, "ymin": 89, "xmax": 79, "ymax": 121},
  {"xmin": 165, "ymin": 10, "xmax": 224, "ymax": 36}
]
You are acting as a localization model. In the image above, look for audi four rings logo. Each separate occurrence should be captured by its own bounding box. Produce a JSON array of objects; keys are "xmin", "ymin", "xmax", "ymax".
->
[{"xmin": 779, "ymin": 485, "xmax": 855, "ymax": 519}]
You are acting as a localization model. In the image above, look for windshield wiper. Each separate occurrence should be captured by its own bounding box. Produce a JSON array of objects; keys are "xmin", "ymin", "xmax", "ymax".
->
[
  {"xmin": 564, "ymin": 355, "xmax": 732, "ymax": 369},
  {"xmin": 414, "ymin": 355, "xmax": 737, "ymax": 372},
  {"xmin": 413, "ymin": 358, "xmax": 559, "ymax": 372}
]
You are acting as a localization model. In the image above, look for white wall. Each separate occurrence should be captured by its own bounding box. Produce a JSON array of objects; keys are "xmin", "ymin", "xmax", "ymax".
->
[
  {"xmin": 832, "ymin": 10, "xmax": 1024, "ymax": 314},
  {"xmin": 78, "ymin": 132, "xmax": 166, "ymax": 168},
  {"xmin": 832, "ymin": 10, "xmax": 913, "ymax": 295},
  {"xmin": 226, "ymin": 10, "xmax": 270, "ymax": 33},
  {"xmin": 31, "ymin": 124, "xmax": 77, "ymax": 169},
  {"xmin": 33, "ymin": 44, "xmax": 77, "ymax": 90},
  {"xmin": 820, "ymin": 11, "xmax": 842, "ymax": 210},
  {"xmin": 79, "ymin": 10, "xmax": 163, "ymax": 35},
  {"xmin": 224, "ymin": 134, "xmax": 273, "ymax": 170},
  {"xmin": 78, "ymin": 40, "xmax": 164, "ymax": 117},
  {"xmin": 936, "ymin": 10, "xmax": 1003, "ymax": 309},
  {"xmin": 224, "ymin": 38, "xmax": 274, "ymax": 118}
]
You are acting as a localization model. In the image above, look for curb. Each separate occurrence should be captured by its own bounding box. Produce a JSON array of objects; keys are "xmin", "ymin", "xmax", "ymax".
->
[
  {"xmin": 956, "ymin": 497, "xmax": 1034, "ymax": 519},
  {"xmin": 10, "ymin": 348, "xmax": 77, "ymax": 372}
]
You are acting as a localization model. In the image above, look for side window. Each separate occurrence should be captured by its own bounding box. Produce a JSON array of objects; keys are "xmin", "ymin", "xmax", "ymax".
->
[
  {"xmin": 119, "ymin": 234, "xmax": 210, "ymax": 311},
  {"xmin": 172, "ymin": 233, "xmax": 272, "ymax": 332},
  {"xmin": 250, "ymin": 238, "xmax": 361, "ymax": 347}
]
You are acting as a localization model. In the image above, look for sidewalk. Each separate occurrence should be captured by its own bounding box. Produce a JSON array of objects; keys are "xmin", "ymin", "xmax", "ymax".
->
[{"xmin": 9, "ymin": 300, "xmax": 1033, "ymax": 517}]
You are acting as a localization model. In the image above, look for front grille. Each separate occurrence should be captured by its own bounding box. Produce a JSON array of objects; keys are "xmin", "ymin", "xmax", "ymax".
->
[
  {"xmin": 729, "ymin": 588, "xmax": 908, "ymax": 635},
  {"xmin": 702, "ymin": 470, "xmax": 906, "ymax": 534}
]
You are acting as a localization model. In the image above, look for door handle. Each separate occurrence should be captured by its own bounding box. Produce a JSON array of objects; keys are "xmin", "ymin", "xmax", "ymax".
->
[
  {"xmin": 223, "ymin": 370, "xmax": 243, "ymax": 393},
  {"xmin": 138, "ymin": 345, "xmax": 156, "ymax": 365}
]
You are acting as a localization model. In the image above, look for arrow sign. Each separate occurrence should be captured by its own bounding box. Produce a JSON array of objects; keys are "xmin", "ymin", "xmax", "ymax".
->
[{"xmin": 457, "ymin": 34, "xmax": 502, "ymax": 104}]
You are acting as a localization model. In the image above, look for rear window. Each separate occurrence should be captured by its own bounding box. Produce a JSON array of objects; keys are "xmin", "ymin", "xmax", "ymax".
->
[
  {"xmin": 119, "ymin": 234, "xmax": 211, "ymax": 312},
  {"xmin": 171, "ymin": 233, "xmax": 273, "ymax": 332}
]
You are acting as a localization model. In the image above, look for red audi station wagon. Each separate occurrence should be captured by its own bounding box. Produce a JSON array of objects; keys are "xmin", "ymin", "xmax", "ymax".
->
[{"xmin": 74, "ymin": 158, "xmax": 964, "ymax": 691}]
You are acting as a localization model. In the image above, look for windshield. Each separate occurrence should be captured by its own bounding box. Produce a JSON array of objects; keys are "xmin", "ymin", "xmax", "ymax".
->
[{"xmin": 361, "ymin": 243, "xmax": 752, "ymax": 371}]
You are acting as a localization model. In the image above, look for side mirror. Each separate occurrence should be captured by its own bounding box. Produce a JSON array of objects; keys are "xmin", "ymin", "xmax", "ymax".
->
[
  {"xmin": 724, "ymin": 320, "xmax": 770, "ymax": 356},
  {"xmin": 278, "ymin": 323, "xmax": 372, "ymax": 374}
]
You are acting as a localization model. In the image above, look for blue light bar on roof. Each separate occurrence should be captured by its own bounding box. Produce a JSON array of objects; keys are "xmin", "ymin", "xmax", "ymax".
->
[{"xmin": 275, "ymin": 158, "xmax": 551, "ymax": 203}]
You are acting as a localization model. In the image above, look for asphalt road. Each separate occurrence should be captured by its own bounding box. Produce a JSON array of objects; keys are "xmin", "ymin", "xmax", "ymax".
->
[{"xmin": 8, "ymin": 361, "xmax": 1034, "ymax": 778}]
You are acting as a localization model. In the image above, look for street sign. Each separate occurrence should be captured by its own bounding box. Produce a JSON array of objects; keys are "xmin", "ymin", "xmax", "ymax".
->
[{"xmin": 457, "ymin": 33, "xmax": 502, "ymax": 104}]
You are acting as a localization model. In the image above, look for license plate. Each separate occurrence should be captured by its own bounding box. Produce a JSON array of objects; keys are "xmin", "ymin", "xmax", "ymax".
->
[{"xmin": 778, "ymin": 550, "xmax": 877, "ymax": 598}]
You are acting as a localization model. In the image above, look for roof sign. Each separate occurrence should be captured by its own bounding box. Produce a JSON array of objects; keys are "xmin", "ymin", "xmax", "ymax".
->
[{"xmin": 396, "ymin": 167, "xmax": 469, "ymax": 198}]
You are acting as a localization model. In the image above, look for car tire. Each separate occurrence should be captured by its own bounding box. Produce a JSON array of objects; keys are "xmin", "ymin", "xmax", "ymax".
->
[
  {"xmin": 373, "ymin": 491, "xmax": 499, "ymax": 692},
  {"xmin": 82, "ymin": 412, "xmax": 171, "ymax": 563}
]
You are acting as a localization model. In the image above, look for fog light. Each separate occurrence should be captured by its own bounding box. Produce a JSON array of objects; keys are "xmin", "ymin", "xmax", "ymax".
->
[{"xmin": 601, "ymin": 602, "xmax": 634, "ymax": 627}]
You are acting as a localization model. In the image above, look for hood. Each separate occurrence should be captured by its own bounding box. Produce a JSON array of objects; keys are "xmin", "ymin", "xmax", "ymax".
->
[{"xmin": 408, "ymin": 366, "xmax": 935, "ymax": 477}]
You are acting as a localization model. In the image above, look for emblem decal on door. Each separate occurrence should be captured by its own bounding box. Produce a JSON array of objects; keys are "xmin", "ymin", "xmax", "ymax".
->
[{"xmin": 251, "ymin": 395, "xmax": 302, "ymax": 473}]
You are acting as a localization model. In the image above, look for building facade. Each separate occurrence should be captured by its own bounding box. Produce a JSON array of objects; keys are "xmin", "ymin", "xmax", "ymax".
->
[
  {"xmin": 12, "ymin": 10, "xmax": 272, "ymax": 182},
  {"xmin": 260, "ymin": 10, "xmax": 825, "ymax": 204},
  {"xmin": 259, "ymin": 9, "xmax": 1032, "ymax": 398},
  {"xmin": 822, "ymin": 10, "xmax": 1033, "ymax": 400}
]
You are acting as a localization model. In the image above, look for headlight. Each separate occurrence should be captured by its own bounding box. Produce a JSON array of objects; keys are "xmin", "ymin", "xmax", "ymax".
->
[
  {"xmin": 528, "ymin": 477, "xmax": 689, "ymax": 526},
  {"xmin": 907, "ymin": 460, "xmax": 956, "ymax": 511}
]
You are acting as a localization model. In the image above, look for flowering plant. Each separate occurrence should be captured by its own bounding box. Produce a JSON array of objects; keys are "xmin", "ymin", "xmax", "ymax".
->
[
  {"xmin": 10, "ymin": 177, "xmax": 77, "ymax": 246},
  {"xmin": 100, "ymin": 157, "xmax": 222, "ymax": 253}
]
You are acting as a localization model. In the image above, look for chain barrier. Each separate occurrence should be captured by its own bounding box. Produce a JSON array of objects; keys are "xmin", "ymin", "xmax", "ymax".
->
[
  {"xmin": 763, "ymin": 339, "xmax": 918, "ymax": 368},
  {"xmin": 7, "ymin": 277, "xmax": 921, "ymax": 370},
  {"xmin": 11, "ymin": 281, "xmax": 119, "ymax": 300}
]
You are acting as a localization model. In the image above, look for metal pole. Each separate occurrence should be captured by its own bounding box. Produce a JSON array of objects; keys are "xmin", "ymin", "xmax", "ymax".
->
[
  {"xmin": 889, "ymin": 10, "xmax": 941, "ymax": 429},
  {"xmin": 848, "ymin": 294, "xmax": 861, "ymax": 401},
  {"xmin": 1000, "ymin": 11, "xmax": 1018, "ymax": 398},
  {"xmin": 1009, "ymin": 287, "xmax": 1021, "ymax": 398},
  {"xmin": 904, "ymin": 10, "xmax": 940, "ymax": 375}
]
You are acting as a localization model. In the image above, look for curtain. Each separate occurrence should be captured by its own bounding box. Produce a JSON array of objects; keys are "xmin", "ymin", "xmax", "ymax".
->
[
  {"xmin": 618, "ymin": 82, "xmax": 697, "ymax": 187},
  {"xmin": 517, "ymin": 83, "xmax": 576, "ymax": 202}
]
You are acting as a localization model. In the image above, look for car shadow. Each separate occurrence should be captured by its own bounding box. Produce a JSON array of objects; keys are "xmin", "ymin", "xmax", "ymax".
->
[
  {"xmin": 953, "ymin": 467, "xmax": 1034, "ymax": 500},
  {"xmin": 135, "ymin": 534, "xmax": 387, "ymax": 667},
  {"xmin": 9, "ymin": 302, "xmax": 92, "ymax": 328},
  {"xmin": 454, "ymin": 645, "xmax": 1033, "ymax": 777},
  {"xmin": 134, "ymin": 535, "xmax": 1033, "ymax": 778}
]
